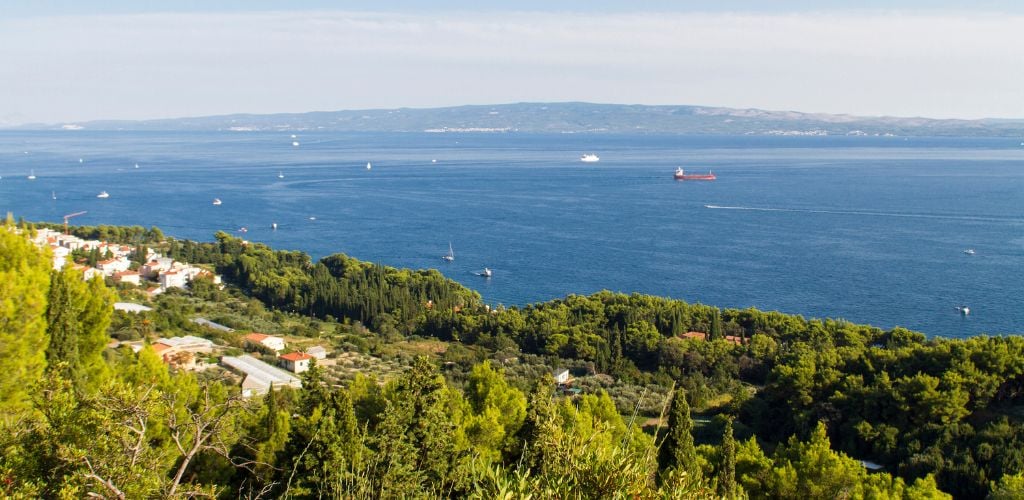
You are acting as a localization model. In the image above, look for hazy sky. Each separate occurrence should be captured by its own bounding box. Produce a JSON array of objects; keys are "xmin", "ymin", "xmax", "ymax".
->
[{"xmin": 3, "ymin": 1, "xmax": 1024, "ymax": 124}]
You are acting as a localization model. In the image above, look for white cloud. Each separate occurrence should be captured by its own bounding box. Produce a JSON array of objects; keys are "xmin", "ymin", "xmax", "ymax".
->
[{"xmin": 2, "ymin": 9, "xmax": 1023, "ymax": 122}]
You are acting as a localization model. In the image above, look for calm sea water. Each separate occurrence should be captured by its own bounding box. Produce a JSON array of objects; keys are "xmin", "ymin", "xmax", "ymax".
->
[{"xmin": 1, "ymin": 131, "xmax": 1022, "ymax": 338}]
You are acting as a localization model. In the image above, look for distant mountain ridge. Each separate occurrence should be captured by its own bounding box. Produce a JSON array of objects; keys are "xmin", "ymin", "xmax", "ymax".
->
[{"xmin": 19, "ymin": 102, "xmax": 1024, "ymax": 137}]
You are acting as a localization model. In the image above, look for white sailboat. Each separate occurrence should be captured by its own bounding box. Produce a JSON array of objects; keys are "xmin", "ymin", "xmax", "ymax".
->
[
  {"xmin": 442, "ymin": 242, "xmax": 454, "ymax": 262},
  {"xmin": 479, "ymin": 267, "xmax": 493, "ymax": 278},
  {"xmin": 51, "ymin": 191, "xmax": 57, "ymax": 200},
  {"xmin": 366, "ymin": 162, "xmax": 372, "ymax": 170},
  {"xmin": 278, "ymin": 171, "xmax": 285, "ymax": 179},
  {"xmin": 27, "ymin": 169, "xmax": 36, "ymax": 180}
]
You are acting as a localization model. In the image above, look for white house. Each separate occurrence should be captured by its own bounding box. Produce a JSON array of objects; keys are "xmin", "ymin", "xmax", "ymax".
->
[
  {"xmin": 279, "ymin": 352, "xmax": 314, "ymax": 373},
  {"xmin": 553, "ymin": 368, "xmax": 570, "ymax": 385},
  {"xmin": 159, "ymin": 270, "xmax": 189, "ymax": 289},
  {"xmin": 96, "ymin": 257, "xmax": 131, "ymax": 276},
  {"xmin": 244, "ymin": 333, "xmax": 286, "ymax": 352},
  {"xmin": 113, "ymin": 270, "xmax": 141, "ymax": 285},
  {"xmin": 49, "ymin": 245, "xmax": 70, "ymax": 270},
  {"xmin": 72, "ymin": 265, "xmax": 102, "ymax": 281}
]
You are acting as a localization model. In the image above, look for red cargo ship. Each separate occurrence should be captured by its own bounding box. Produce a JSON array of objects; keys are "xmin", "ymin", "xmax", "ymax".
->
[{"xmin": 674, "ymin": 167, "xmax": 716, "ymax": 180}]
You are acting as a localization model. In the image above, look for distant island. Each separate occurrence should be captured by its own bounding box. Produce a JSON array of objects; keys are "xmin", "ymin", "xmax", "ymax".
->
[{"xmin": 16, "ymin": 102, "xmax": 1024, "ymax": 137}]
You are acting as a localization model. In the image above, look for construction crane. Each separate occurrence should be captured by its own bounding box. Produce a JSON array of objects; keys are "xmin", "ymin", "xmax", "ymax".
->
[{"xmin": 62, "ymin": 211, "xmax": 87, "ymax": 234}]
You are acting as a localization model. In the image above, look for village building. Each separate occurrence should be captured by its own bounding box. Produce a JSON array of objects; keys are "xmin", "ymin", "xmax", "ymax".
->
[
  {"xmin": 279, "ymin": 352, "xmax": 314, "ymax": 373},
  {"xmin": 113, "ymin": 270, "xmax": 141, "ymax": 285},
  {"xmin": 96, "ymin": 256, "xmax": 131, "ymax": 276},
  {"xmin": 553, "ymin": 368, "xmax": 570, "ymax": 385},
  {"xmin": 306, "ymin": 345, "xmax": 329, "ymax": 360},
  {"xmin": 244, "ymin": 333, "xmax": 286, "ymax": 352}
]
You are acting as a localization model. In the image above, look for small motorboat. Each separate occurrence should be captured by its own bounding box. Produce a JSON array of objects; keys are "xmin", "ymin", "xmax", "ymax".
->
[
  {"xmin": 956, "ymin": 305, "xmax": 970, "ymax": 315},
  {"xmin": 212, "ymin": 198, "xmax": 222, "ymax": 205},
  {"xmin": 271, "ymin": 223, "xmax": 278, "ymax": 230},
  {"xmin": 478, "ymin": 267, "xmax": 493, "ymax": 277},
  {"xmin": 292, "ymin": 141, "xmax": 300, "ymax": 147},
  {"xmin": 963, "ymin": 249, "xmax": 976, "ymax": 255},
  {"xmin": 96, "ymin": 191, "xmax": 109, "ymax": 198}
]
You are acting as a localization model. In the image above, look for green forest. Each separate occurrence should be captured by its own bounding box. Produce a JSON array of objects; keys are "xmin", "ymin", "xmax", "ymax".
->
[{"xmin": 3, "ymin": 222, "xmax": 1023, "ymax": 498}]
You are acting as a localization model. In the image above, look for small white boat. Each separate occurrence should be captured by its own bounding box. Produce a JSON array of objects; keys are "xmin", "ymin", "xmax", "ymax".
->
[
  {"xmin": 96, "ymin": 191, "xmax": 109, "ymax": 199},
  {"xmin": 78, "ymin": 158, "xmax": 83, "ymax": 164},
  {"xmin": 51, "ymin": 191, "xmax": 57, "ymax": 200},
  {"xmin": 278, "ymin": 171, "xmax": 285, "ymax": 179},
  {"xmin": 580, "ymin": 153, "xmax": 600, "ymax": 163},
  {"xmin": 956, "ymin": 305, "xmax": 970, "ymax": 315},
  {"xmin": 271, "ymin": 223, "xmax": 278, "ymax": 230},
  {"xmin": 291, "ymin": 134, "xmax": 297, "ymax": 139},
  {"xmin": 963, "ymin": 249, "xmax": 975, "ymax": 255},
  {"xmin": 308, "ymin": 216, "xmax": 316, "ymax": 221},
  {"xmin": 432, "ymin": 159, "xmax": 437, "ymax": 163},
  {"xmin": 134, "ymin": 163, "xmax": 139, "ymax": 169},
  {"xmin": 27, "ymin": 169, "xmax": 36, "ymax": 180},
  {"xmin": 442, "ymin": 242, "xmax": 455, "ymax": 262},
  {"xmin": 239, "ymin": 227, "xmax": 248, "ymax": 233},
  {"xmin": 478, "ymin": 267, "xmax": 492, "ymax": 277},
  {"xmin": 292, "ymin": 141, "xmax": 300, "ymax": 147},
  {"xmin": 212, "ymin": 198, "xmax": 222, "ymax": 206},
  {"xmin": 366, "ymin": 162, "xmax": 372, "ymax": 170}
]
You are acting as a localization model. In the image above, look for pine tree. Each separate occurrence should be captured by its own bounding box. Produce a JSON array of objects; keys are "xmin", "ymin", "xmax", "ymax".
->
[
  {"xmin": 45, "ymin": 270, "xmax": 82, "ymax": 382},
  {"xmin": 0, "ymin": 225, "xmax": 51, "ymax": 412},
  {"xmin": 43, "ymin": 267, "xmax": 113, "ymax": 392},
  {"xmin": 718, "ymin": 418, "xmax": 737, "ymax": 498},
  {"xmin": 659, "ymin": 389, "xmax": 697, "ymax": 473}
]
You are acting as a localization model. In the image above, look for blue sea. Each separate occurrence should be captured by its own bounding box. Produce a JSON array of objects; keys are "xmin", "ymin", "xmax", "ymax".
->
[{"xmin": 1, "ymin": 131, "xmax": 1022, "ymax": 338}]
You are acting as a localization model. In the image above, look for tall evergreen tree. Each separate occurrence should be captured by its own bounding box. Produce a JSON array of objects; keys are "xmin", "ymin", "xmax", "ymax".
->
[
  {"xmin": 43, "ymin": 267, "xmax": 113, "ymax": 392},
  {"xmin": 0, "ymin": 225, "xmax": 51, "ymax": 412},
  {"xmin": 45, "ymin": 269, "xmax": 81, "ymax": 382},
  {"xmin": 659, "ymin": 389, "xmax": 697, "ymax": 473},
  {"xmin": 718, "ymin": 418, "xmax": 737, "ymax": 498},
  {"xmin": 709, "ymin": 308, "xmax": 724, "ymax": 341}
]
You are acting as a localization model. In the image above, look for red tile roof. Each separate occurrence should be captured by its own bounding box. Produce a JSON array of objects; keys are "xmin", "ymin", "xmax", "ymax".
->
[
  {"xmin": 681, "ymin": 331, "xmax": 708, "ymax": 340},
  {"xmin": 280, "ymin": 352, "xmax": 313, "ymax": 362},
  {"xmin": 245, "ymin": 333, "xmax": 270, "ymax": 342}
]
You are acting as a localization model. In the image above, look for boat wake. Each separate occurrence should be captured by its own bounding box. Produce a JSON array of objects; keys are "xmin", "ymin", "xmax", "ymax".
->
[{"xmin": 703, "ymin": 205, "xmax": 1024, "ymax": 224}]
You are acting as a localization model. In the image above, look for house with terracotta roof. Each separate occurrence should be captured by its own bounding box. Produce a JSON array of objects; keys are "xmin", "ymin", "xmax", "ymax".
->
[
  {"xmin": 279, "ymin": 352, "xmax": 314, "ymax": 373},
  {"xmin": 681, "ymin": 331, "xmax": 708, "ymax": 341},
  {"xmin": 245, "ymin": 333, "xmax": 285, "ymax": 352},
  {"xmin": 113, "ymin": 270, "xmax": 141, "ymax": 285}
]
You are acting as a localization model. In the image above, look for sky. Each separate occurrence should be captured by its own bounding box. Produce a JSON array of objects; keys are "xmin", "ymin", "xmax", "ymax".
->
[{"xmin": 2, "ymin": 1, "xmax": 1024, "ymax": 124}]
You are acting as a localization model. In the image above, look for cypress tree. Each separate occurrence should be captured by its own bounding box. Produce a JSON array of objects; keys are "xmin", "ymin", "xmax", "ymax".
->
[
  {"xmin": 718, "ymin": 418, "xmax": 737, "ymax": 498},
  {"xmin": 659, "ymin": 389, "xmax": 697, "ymax": 472},
  {"xmin": 709, "ymin": 308, "xmax": 724, "ymax": 341}
]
